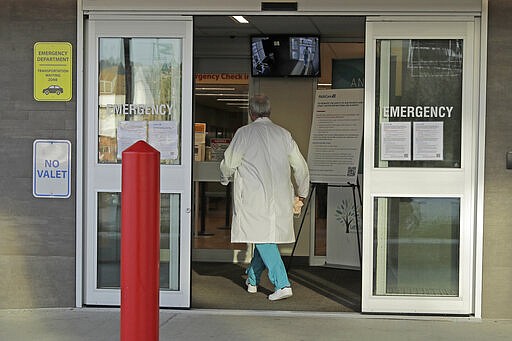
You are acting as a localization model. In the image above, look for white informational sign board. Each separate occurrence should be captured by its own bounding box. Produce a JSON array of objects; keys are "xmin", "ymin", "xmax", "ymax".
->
[
  {"xmin": 33, "ymin": 139, "xmax": 71, "ymax": 198},
  {"xmin": 307, "ymin": 89, "xmax": 364, "ymax": 185},
  {"xmin": 326, "ymin": 179, "xmax": 362, "ymax": 269}
]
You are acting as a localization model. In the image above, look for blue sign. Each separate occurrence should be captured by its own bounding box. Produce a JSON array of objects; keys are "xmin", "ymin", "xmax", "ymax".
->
[{"xmin": 33, "ymin": 140, "xmax": 71, "ymax": 198}]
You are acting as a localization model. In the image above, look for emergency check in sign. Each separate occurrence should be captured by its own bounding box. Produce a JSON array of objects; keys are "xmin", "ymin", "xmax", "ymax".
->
[
  {"xmin": 33, "ymin": 140, "xmax": 71, "ymax": 198},
  {"xmin": 34, "ymin": 42, "xmax": 72, "ymax": 101}
]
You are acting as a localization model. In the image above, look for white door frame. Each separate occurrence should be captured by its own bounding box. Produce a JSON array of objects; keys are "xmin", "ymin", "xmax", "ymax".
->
[
  {"xmin": 82, "ymin": 13, "xmax": 193, "ymax": 307},
  {"xmin": 362, "ymin": 17, "xmax": 479, "ymax": 314},
  {"xmin": 75, "ymin": 5, "xmax": 488, "ymax": 317}
]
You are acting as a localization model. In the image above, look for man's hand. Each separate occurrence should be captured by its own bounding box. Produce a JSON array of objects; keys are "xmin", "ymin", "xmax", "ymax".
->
[{"xmin": 293, "ymin": 196, "xmax": 304, "ymax": 215}]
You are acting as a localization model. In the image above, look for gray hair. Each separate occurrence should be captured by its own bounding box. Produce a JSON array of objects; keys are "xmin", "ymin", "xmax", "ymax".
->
[{"xmin": 249, "ymin": 94, "xmax": 271, "ymax": 117}]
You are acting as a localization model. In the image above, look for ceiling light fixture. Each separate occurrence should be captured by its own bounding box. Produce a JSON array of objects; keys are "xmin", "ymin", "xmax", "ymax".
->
[
  {"xmin": 217, "ymin": 98, "xmax": 249, "ymax": 102},
  {"xmin": 231, "ymin": 16, "xmax": 249, "ymax": 24},
  {"xmin": 196, "ymin": 93, "xmax": 248, "ymax": 97},
  {"xmin": 195, "ymin": 87, "xmax": 236, "ymax": 91}
]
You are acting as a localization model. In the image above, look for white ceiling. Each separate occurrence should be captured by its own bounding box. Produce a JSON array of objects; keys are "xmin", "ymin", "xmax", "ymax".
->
[
  {"xmin": 194, "ymin": 15, "xmax": 365, "ymax": 40},
  {"xmin": 193, "ymin": 15, "xmax": 365, "ymax": 113}
]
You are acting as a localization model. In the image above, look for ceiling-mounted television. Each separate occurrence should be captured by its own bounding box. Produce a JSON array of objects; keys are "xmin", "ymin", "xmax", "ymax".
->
[{"xmin": 251, "ymin": 35, "xmax": 320, "ymax": 77}]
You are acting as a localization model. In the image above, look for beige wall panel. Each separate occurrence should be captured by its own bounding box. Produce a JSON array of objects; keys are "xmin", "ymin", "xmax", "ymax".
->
[
  {"xmin": 482, "ymin": 0, "xmax": 512, "ymax": 319},
  {"xmin": 251, "ymin": 77, "xmax": 315, "ymax": 256},
  {"xmin": 83, "ymin": 0, "xmax": 261, "ymax": 11},
  {"xmin": 319, "ymin": 43, "xmax": 364, "ymax": 85},
  {"xmin": 83, "ymin": 0, "xmax": 481, "ymax": 13},
  {"xmin": 482, "ymin": 267, "xmax": 512, "ymax": 318},
  {"xmin": 300, "ymin": 0, "xmax": 481, "ymax": 13}
]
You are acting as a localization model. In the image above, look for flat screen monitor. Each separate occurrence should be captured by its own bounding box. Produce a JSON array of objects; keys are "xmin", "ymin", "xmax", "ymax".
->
[{"xmin": 251, "ymin": 35, "xmax": 320, "ymax": 77}]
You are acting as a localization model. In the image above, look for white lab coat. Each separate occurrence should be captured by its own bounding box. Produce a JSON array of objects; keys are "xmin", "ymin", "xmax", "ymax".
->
[{"xmin": 220, "ymin": 117, "xmax": 310, "ymax": 243}]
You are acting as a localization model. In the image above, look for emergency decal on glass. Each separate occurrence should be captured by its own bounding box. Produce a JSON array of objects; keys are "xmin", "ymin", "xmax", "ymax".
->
[
  {"xmin": 382, "ymin": 106, "xmax": 454, "ymax": 119},
  {"xmin": 106, "ymin": 104, "xmax": 172, "ymax": 115}
]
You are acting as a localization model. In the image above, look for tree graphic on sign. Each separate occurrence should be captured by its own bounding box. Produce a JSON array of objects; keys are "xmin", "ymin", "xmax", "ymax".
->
[{"xmin": 335, "ymin": 199, "xmax": 362, "ymax": 233}]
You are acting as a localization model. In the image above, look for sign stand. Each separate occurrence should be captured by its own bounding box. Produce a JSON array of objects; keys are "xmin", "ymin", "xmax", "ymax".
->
[
  {"xmin": 286, "ymin": 179, "xmax": 363, "ymax": 272},
  {"xmin": 286, "ymin": 183, "xmax": 316, "ymax": 272}
]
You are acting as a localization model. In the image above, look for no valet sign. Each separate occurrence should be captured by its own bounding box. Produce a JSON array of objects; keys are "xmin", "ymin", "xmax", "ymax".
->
[{"xmin": 33, "ymin": 140, "xmax": 71, "ymax": 198}]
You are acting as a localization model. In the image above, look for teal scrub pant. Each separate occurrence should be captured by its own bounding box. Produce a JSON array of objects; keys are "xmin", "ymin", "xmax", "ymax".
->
[{"xmin": 246, "ymin": 243, "xmax": 291, "ymax": 291}]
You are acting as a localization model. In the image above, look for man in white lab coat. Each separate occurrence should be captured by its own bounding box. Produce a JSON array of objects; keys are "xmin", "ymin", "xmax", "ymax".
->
[{"xmin": 220, "ymin": 94, "xmax": 310, "ymax": 301}]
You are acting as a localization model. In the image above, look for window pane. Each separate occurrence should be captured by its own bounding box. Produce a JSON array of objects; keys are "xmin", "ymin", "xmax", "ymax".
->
[
  {"xmin": 375, "ymin": 39, "xmax": 463, "ymax": 168},
  {"xmin": 98, "ymin": 38, "xmax": 182, "ymax": 165},
  {"xmin": 373, "ymin": 197, "xmax": 460, "ymax": 296},
  {"xmin": 97, "ymin": 192, "xmax": 181, "ymax": 290}
]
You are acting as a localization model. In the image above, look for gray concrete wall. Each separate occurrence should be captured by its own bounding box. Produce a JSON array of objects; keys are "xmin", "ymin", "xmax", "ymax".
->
[
  {"xmin": 482, "ymin": 0, "xmax": 512, "ymax": 319},
  {"xmin": 0, "ymin": 0, "xmax": 77, "ymax": 308}
]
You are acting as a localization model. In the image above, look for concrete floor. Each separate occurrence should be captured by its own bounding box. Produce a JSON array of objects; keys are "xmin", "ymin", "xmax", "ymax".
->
[{"xmin": 1, "ymin": 308, "xmax": 512, "ymax": 341}]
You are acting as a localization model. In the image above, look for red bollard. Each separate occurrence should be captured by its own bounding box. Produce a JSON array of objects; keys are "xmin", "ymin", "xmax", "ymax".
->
[{"xmin": 121, "ymin": 141, "xmax": 160, "ymax": 341}]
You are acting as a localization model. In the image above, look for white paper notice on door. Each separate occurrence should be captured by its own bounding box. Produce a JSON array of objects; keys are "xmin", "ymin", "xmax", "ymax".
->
[
  {"xmin": 413, "ymin": 121, "xmax": 444, "ymax": 160},
  {"xmin": 117, "ymin": 121, "xmax": 148, "ymax": 159},
  {"xmin": 381, "ymin": 121, "xmax": 411, "ymax": 161},
  {"xmin": 148, "ymin": 121, "xmax": 179, "ymax": 160}
]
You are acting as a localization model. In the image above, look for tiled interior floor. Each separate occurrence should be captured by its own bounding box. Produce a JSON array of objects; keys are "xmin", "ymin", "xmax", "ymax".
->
[
  {"xmin": 191, "ymin": 194, "xmax": 360, "ymax": 312},
  {"xmin": 191, "ymin": 261, "xmax": 361, "ymax": 312}
]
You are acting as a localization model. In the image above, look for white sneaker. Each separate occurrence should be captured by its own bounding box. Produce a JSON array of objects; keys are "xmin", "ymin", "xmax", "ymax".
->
[
  {"xmin": 245, "ymin": 279, "xmax": 257, "ymax": 293},
  {"xmin": 268, "ymin": 287, "xmax": 293, "ymax": 301}
]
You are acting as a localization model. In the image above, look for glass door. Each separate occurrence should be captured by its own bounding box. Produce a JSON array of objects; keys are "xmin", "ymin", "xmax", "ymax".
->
[
  {"xmin": 362, "ymin": 18, "xmax": 478, "ymax": 314},
  {"xmin": 84, "ymin": 15, "xmax": 193, "ymax": 307}
]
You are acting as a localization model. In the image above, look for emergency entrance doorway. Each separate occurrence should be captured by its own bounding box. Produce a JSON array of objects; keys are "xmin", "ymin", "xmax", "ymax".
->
[
  {"xmin": 191, "ymin": 15, "xmax": 365, "ymax": 312},
  {"xmin": 191, "ymin": 14, "xmax": 481, "ymax": 315},
  {"xmin": 79, "ymin": 10, "xmax": 482, "ymax": 315}
]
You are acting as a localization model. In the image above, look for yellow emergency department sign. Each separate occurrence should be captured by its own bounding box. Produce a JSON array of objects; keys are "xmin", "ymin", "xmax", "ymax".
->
[{"xmin": 34, "ymin": 42, "xmax": 72, "ymax": 101}]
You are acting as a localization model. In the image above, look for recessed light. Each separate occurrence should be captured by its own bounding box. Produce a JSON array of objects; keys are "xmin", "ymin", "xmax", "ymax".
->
[
  {"xmin": 195, "ymin": 87, "xmax": 236, "ymax": 91},
  {"xmin": 231, "ymin": 16, "xmax": 249, "ymax": 24},
  {"xmin": 196, "ymin": 93, "xmax": 248, "ymax": 97},
  {"xmin": 217, "ymin": 98, "xmax": 249, "ymax": 102}
]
